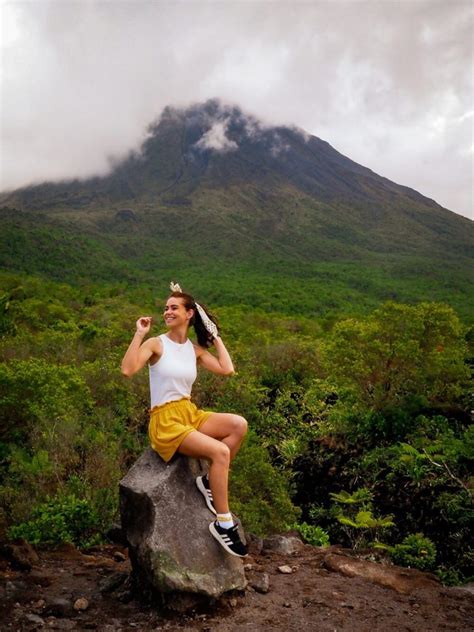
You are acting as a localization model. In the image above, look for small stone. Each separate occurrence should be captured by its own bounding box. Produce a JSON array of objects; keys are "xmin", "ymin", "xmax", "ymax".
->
[
  {"xmin": 116, "ymin": 589, "xmax": 134, "ymax": 604},
  {"xmin": 262, "ymin": 535, "xmax": 304, "ymax": 555},
  {"xmin": 283, "ymin": 602, "xmax": 292, "ymax": 608},
  {"xmin": 229, "ymin": 597, "xmax": 238, "ymax": 607},
  {"xmin": 113, "ymin": 551, "xmax": 126, "ymax": 562},
  {"xmin": 50, "ymin": 620, "xmax": 76, "ymax": 630},
  {"xmin": 99, "ymin": 572, "xmax": 128, "ymax": 594},
  {"xmin": 250, "ymin": 572, "xmax": 270, "ymax": 594},
  {"xmin": 45, "ymin": 597, "xmax": 73, "ymax": 618},
  {"xmin": 73, "ymin": 597, "xmax": 89, "ymax": 611},
  {"xmin": 32, "ymin": 599, "xmax": 46, "ymax": 609},
  {"xmin": 243, "ymin": 563, "xmax": 253, "ymax": 571},
  {"xmin": 25, "ymin": 613, "xmax": 45, "ymax": 625},
  {"xmin": 278, "ymin": 565, "xmax": 293, "ymax": 574}
]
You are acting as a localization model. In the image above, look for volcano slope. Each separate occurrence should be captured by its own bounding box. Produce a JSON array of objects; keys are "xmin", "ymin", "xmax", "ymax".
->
[{"xmin": 1, "ymin": 99, "xmax": 473, "ymax": 320}]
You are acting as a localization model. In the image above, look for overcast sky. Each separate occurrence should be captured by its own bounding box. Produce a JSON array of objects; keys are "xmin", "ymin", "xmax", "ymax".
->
[{"xmin": 1, "ymin": 0, "xmax": 472, "ymax": 219}]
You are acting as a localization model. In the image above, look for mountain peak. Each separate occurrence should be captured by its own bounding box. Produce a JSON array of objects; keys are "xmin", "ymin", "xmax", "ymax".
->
[{"xmin": 146, "ymin": 98, "xmax": 303, "ymax": 161}]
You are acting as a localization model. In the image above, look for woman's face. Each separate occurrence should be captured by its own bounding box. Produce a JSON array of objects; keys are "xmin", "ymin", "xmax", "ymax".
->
[{"xmin": 163, "ymin": 296, "xmax": 193, "ymax": 328}]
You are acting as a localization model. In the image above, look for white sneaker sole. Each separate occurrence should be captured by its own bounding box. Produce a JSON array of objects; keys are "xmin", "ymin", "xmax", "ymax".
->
[
  {"xmin": 209, "ymin": 522, "xmax": 247, "ymax": 558},
  {"xmin": 196, "ymin": 476, "xmax": 217, "ymax": 515}
]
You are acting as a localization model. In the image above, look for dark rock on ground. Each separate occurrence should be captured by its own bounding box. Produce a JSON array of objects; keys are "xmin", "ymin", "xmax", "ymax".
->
[
  {"xmin": 98, "ymin": 571, "xmax": 128, "ymax": 594},
  {"xmin": 0, "ymin": 538, "xmax": 40, "ymax": 570},
  {"xmin": 247, "ymin": 571, "xmax": 270, "ymax": 594},
  {"xmin": 24, "ymin": 612, "xmax": 45, "ymax": 625},
  {"xmin": 44, "ymin": 596, "xmax": 74, "ymax": 617},
  {"xmin": 120, "ymin": 448, "xmax": 246, "ymax": 599}
]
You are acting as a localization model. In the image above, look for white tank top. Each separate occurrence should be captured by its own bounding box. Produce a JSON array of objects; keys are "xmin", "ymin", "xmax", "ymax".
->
[{"xmin": 149, "ymin": 334, "xmax": 197, "ymax": 408}]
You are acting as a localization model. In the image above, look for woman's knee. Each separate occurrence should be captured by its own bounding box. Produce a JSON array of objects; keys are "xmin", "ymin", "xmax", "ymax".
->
[
  {"xmin": 211, "ymin": 442, "xmax": 231, "ymax": 466},
  {"xmin": 233, "ymin": 415, "xmax": 248, "ymax": 438}
]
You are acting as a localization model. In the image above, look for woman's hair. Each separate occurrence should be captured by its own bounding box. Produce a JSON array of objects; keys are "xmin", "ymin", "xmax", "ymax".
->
[{"xmin": 169, "ymin": 291, "xmax": 219, "ymax": 348}]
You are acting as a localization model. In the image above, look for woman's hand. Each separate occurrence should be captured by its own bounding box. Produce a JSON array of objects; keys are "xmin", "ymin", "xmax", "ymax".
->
[
  {"xmin": 121, "ymin": 318, "xmax": 160, "ymax": 377},
  {"xmin": 136, "ymin": 316, "xmax": 153, "ymax": 337}
]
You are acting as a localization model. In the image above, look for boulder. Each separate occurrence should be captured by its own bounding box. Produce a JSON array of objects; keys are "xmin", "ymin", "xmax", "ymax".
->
[{"xmin": 119, "ymin": 448, "xmax": 246, "ymax": 599}]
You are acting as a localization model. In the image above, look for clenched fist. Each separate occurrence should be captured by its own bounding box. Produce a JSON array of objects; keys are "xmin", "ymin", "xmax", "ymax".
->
[{"xmin": 136, "ymin": 316, "xmax": 153, "ymax": 336}]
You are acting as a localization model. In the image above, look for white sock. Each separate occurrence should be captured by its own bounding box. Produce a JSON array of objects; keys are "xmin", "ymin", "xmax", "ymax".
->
[{"xmin": 217, "ymin": 513, "xmax": 234, "ymax": 529}]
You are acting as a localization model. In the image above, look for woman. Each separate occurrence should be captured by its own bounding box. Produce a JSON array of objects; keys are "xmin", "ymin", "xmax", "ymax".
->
[{"xmin": 121, "ymin": 283, "xmax": 248, "ymax": 557}]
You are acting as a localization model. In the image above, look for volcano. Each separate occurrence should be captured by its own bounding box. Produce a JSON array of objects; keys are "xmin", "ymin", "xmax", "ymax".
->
[{"xmin": 1, "ymin": 99, "xmax": 472, "ymax": 317}]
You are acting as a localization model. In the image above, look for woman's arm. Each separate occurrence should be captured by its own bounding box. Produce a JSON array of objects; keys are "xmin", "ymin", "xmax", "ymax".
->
[
  {"xmin": 196, "ymin": 336, "xmax": 235, "ymax": 376},
  {"xmin": 121, "ymin": 317, "xmax": 161, "ymax": 377}
]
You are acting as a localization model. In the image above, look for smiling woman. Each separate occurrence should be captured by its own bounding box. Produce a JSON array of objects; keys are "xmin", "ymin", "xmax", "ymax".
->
[{"xmin": 120, "ymin": 282, "xmax": 248, "ymax": 558}]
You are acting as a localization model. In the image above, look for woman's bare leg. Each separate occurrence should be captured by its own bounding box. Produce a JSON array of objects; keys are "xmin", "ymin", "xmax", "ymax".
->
[
  {"xmin": 177, "ymin": 431, "xmax": 231, "ymax": 514},
  {"xmin": 198, "ymin": 413, "xmax": 248, "ymax": 460}
]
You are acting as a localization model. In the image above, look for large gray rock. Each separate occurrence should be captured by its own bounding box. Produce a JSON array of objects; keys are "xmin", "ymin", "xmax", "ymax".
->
[{"xmin": 119, "ymin": 448, "xmax": 246, "ymax": 599}]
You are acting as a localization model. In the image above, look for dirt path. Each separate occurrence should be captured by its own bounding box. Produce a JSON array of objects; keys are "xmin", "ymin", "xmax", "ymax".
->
[{"xmin": 1, "ymin": 541, "xmax": 473, "ymax": 631}]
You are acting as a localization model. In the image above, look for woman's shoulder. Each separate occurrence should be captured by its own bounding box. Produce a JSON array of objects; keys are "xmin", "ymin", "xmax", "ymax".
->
[
  {"xmin": 147, "ymin": 335, "xmax": 164, "ymax": 367},
  {"xmin": 192, "ymin": 342, "xmax": 206, "ymax": 358}
]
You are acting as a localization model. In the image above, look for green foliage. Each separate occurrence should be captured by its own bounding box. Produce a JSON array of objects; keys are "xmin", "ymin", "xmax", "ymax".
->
[
  {"xmin": 390, "ymin": 533, "xmax": 437, "ymax": 571},
  {"xmin": 7, "ymin": 494, "xmax": 101, "ymax": 547},
  {"xmin": 322, "ymin": 302, "xmax": 468, "ymax": 438},
  {"xmin": 0, "ymin": 271, "xmax": 471, "ymax": 583},
  {"xmin": 330, "ymin": 488, "xmax": 394, "ymax": 550},
  {"xmin": 435, "ymin": 567, "xmax": 465, "ymax": 587},
  {"xmin": 295, "ymin": 522, "xmax": 330, "ymax": 547},
  {"xmin": 229, "ymin": 431, "xmax": 300, "ymax": 537}
]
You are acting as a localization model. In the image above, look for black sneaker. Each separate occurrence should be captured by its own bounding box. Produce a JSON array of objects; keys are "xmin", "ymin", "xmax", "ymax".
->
[
  {"xmin": 209, "ymin": 521, "xmax": 248, "ymax": 558},
  {"xmin": 196, "ymin": 474, "xmax": 216, "ymax": 515}
]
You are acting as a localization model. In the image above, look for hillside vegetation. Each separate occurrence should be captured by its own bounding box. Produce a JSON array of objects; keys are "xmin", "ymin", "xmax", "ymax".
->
[{"xmin": 0, "ymin": 271, "xmax": 472, "ymax": 584}]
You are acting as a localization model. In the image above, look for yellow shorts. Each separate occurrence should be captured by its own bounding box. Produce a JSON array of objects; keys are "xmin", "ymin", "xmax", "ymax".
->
[{"xmin": 148, "ymin": 398, "xmax": 213, "ymax": 462}]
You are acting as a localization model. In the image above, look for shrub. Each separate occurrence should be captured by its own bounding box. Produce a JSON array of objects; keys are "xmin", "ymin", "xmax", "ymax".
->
[
  {"xmin": 330, "ymin": 488, "xmax": 394, "ymax": 550},
  {"xmin": 7, "ymin": 494, "xmax": 101, "ymax": 548},
  {"xmin": 295, "ymin": 522, "xmax": 330, "ymax": 547},
  {"xmin": 390, "ymin": 533, "xmax": 437, "ymax": 571}
]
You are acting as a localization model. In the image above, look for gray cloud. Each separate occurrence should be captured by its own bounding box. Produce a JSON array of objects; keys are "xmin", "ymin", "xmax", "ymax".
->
[{"xmin": 0, "ymin": 0, "xmax": 472, "ymax": 218}]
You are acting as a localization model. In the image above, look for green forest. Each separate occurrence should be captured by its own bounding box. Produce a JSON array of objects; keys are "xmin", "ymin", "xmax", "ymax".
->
[{"xmin": 0, "ymin": 269, "xmax": 472, "ymax": 586}]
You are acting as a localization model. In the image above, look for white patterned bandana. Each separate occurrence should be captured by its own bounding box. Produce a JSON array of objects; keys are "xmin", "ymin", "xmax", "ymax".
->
[{"xmin": 169, "ymin": 281, "xmax": 218, "ymax": 339}]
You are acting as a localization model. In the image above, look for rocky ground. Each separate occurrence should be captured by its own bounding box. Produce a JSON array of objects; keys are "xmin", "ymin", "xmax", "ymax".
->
[{"xmin": 1, "ymin": 537, "xmax": 473, "ymax": 632}]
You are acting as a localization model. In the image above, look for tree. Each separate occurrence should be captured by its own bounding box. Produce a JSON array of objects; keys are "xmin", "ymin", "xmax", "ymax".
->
[{"xmin": 323, "ymin": 302, "xmax": 468, "ymax": 413}]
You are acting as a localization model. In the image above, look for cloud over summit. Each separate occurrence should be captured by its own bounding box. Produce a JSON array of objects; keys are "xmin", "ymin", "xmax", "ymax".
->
[{"xmin": 195, "ymin": 119, "xmax": 238, "ymax": 153}]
